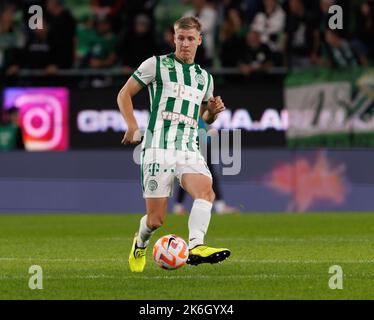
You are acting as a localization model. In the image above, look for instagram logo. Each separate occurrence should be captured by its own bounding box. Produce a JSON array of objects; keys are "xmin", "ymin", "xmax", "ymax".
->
[{"xmin": 3, "ymin": 88, "xmax": 69, "ymax": 151}]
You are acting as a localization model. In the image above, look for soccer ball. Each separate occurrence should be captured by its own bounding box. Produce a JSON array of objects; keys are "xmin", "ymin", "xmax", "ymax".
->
[{"xmin": 153, "ymin": 234, "xmax": 189, "ymax": 270}]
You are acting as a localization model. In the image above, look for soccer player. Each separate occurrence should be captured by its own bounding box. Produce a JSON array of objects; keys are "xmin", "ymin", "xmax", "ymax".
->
[{"xmin": 117, "ymin": 16, "xmax": 230, "ymax": 272}]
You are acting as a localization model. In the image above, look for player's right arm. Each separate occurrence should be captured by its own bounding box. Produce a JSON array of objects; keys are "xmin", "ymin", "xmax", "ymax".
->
[
  {"xmin": 117, "ymin": 56, "xmax": 156, "ymax": 145},
  {"xmin": 117, "ymin": 78, "xmax": 143, "ymax": 145}
]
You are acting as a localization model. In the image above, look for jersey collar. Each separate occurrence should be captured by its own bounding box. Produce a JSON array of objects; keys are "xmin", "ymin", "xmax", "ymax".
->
[{"xmin": 171, "ymin": 52, "xmax": 195, "ymax": 67}]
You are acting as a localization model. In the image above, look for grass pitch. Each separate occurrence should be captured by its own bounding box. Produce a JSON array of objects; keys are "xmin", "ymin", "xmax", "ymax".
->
[{"xmin": 0, "ymin": 213, "xmax": 374, "ymax": 300}]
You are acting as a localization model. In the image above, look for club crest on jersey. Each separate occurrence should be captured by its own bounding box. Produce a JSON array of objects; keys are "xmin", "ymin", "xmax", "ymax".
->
[
  {"xmin": 162, "ymin": 57, "xmax": 175, "ymax": 69},
  {"xmin": 195, "ymin": 74, "xmax": 205, "ymax": 86},
  {"xmin": 148, "ymin": 180, "xmax": 158, "ymax": 192}
]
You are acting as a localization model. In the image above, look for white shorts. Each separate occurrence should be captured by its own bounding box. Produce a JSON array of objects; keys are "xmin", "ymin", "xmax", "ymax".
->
[{"xmin": 140, "ymin": 148, "xmax": 212, "ymax": 198}]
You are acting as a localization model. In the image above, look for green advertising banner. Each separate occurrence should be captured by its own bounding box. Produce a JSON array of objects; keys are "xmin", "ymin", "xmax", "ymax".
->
[{"xmin": 285, "ymin": 68, "xmax": 374, "ymax": 147}]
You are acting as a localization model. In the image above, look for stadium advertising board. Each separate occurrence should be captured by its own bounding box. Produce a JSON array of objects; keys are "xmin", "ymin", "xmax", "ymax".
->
[
  {"xmin": 2, "ymin": 87, "xmax": 69, "ymax": 151},
  {"xmin": 70, "ymin": 77, "xmax": 287, "ymax": 148},
  {"xmin": 0, "ymin": 149, "xmax": 372, "ymax": 213},
  {"xmin": 286, "ymin": 68, "xmax": 374, "ymax": 147}
]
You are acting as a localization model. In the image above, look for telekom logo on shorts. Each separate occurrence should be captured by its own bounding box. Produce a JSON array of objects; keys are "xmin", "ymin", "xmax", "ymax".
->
[{"xmin": 4, "ymin": 88, "xmax": 69, "ymax": 151}]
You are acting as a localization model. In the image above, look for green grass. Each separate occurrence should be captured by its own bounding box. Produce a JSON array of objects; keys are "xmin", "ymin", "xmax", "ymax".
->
[{"xmin": 1, "ymin": 213, "xmax": 374, "ymax": 300}]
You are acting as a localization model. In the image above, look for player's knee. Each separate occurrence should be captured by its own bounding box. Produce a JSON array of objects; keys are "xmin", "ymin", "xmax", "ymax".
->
[
  {"xmin": 197, "ymin": 189, "xmax": 215, "ymax": 203},
  {"xmin": 209, "ymin": 190, "xmax": 216, "ymax": 203},
  {"xmin": 147, "ymin": 215, "xmax": 164, "ymax": 230}
]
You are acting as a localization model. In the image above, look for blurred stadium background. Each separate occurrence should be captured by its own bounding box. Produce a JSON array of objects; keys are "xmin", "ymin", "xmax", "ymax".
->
[{"xmin": 0, "ymin": 0, "xmax": 373, "ymax": 213}]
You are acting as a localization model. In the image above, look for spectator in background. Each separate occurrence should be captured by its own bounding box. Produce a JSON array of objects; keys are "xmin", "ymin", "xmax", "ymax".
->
[
  {"xmin": 89, "ymin": 15, "xmax": 118, "ymax": 69},
  {"xmin": 239, "ymin": 30, "xmax": 273, "ymax": 76},
  {"xmin": 76, "ymin": 14, "xmax": 97, "ymax": 68},
  {"xmin": 242, "ymin": 0, "xmax": 263, "ymax": 25},
  {"xmin": 352, "ymin": 1, "xmax": 374, "ymax": 63},
  {"xmin": 45, "ymin": 0, "xmax": 76, "ymax": 70},
  {"xmin": 157, "ymin": 26, "xmax": 175, "ymax": 55},
  {"xmin": 219, "ymin": 8, "xmax": 247, "ymax": 67},
  {"xmin": 91, "ymin": 0, "xmax": 124, "ymax": 33},
  {"xmin": 15, "ymin": 19, "xmax": 56, "ymax": 72},
  {"xmin": 227, "ymin": 6, "xmax": 247, "ymax": 38},
  {"xmin": 20, "ymin": 0, "xmax": 43, "ymax": 29},
  {"xmin": 220, "ymin": 0, "xmax": 245, "ymax": 12},
  {"xmin": 0, "ymin": 4, "xmax": 25, "ymax": 75},
  {"xmin": 251, "ymin": 0, "xmax": 286, "ymax": 66},
  {"xmin": 336, "ymin": 0, "xmax": 352, "ymax": 38},
  {"xmin": 310, "ymin": 0, "xmax": 334, "ymax": 65},
  {"xmin": 216, "ymin": 0, "xmax": 246, "ymax": 24},
  {"xmin": 184, "ymin": 0, "xmax": 217, "ymax": 66},
  {"xmin": 117, "ymin": 14, "xmax": 155, "ymax": 73},
  {"xmin": 321, "ymin": 29, "xmax": 368, "ymax": 68},
  {"xmin": 121, "ymin": 0, "xmax": 157, "ymax": 42},
  {"xmin": 0, "ymin": 107, "xmax": 24, "ymax": 151},
  {"xmin": 285, "ymin": 0, "xmax": 314, "ymax": 69}
]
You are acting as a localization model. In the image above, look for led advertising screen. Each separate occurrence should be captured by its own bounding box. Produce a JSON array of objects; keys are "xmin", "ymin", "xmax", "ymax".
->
[{"xmin": 69, "ymin": 76, "xmax": 287, "ymax": 149}]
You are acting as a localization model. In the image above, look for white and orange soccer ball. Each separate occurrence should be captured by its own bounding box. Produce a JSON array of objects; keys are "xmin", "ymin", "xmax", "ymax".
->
[{"xmin": 153, "ymin": 234, "xmax": 189, "ymax": 270}]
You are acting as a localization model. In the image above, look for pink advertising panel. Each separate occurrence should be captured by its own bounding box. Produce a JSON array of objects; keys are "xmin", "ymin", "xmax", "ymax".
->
[{"xmin": 3, "ymin": 88, "xmax": 69, "ymax": 151}]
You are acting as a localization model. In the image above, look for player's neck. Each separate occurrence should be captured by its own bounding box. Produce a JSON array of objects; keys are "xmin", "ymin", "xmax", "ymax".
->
[{"xmin": 174, "ymin": 52, "xmax": 194, "ymax": 65}]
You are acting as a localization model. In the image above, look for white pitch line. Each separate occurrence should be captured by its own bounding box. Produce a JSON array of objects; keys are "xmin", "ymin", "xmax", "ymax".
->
[
  {"xmin": 0, "ymin": 274, "xmax": 330, "ymax": 280},
  {"xmin": 214, "ymin": 237, "xmax": 374, "ymax": 243},
  {"xmin": 0, "ymin": 257, "xmax": 125, "ymax": 262},
  {"xmin": 2, "ymin": 273, "xmax": 374, "ymax": 281},
  {"xmin": 0, "ymin": 237, "xmax": 373, "ymax": 242},
  {"xmin": 1, "ymin": 257, "xmax": 374, "ymax": 264},
  {"xmin": 232, "ymin": 259, "xmax": 374, "ymax": 264},
  {"xmin": 0, "ymin": 237, "xmax": 131, "ymax": 242}
]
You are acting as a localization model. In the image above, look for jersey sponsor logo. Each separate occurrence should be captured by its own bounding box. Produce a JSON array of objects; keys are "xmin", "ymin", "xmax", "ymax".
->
[
  {"xmin": 148, "ymin": 179, "xmax": 158, "ymax": 191},
  {"xmin": 148, "ymin": 163, "xmax": 160, "ymax": 176},
  {"xmin": 162, "ymin": 111, "xmax": 198, "ymax": 128},
  {"xmin": 161, "ymin": 57, "xmax": 175, "ymax": 69},
  {"xmin": 195, "ymin": 74, "xmax": 205, "ymax": 86},
  {"xmin": 173, "ymin": 83, "xmax": 186, "ymax": 98},
  {"xmin": 168, "ymin": 83, "xmax": 203, "ymax": 105}
]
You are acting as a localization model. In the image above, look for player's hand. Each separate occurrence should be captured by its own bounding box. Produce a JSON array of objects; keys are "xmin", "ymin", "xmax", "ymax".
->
[
  {"xmin": 207, "ymin": 96, "xmax": 225, "ymax": 116},
  {"xmin": 121, "ymin": 126, "xmax": 142, "ymax": 145}
]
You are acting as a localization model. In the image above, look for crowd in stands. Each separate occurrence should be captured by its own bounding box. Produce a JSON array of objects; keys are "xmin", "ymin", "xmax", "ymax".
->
[{"xmin": 0, "ymin": 0, "xmax": 373, "ymax": 77}]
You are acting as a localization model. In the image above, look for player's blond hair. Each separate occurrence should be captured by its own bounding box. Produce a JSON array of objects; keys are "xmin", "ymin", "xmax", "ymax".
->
[{"xmin": 174, "ymin": 16, "xmax": 202, "ymax": 33}]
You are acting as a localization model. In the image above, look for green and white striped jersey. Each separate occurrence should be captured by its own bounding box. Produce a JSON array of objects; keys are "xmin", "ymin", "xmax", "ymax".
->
[{"xmin": 131, "ymin": 52, "xmax": 214, "ymax": 151}]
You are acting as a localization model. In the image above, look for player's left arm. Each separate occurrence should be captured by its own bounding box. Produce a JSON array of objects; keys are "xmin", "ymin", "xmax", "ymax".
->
[
  {"xmin": 200, "ymin": 96, "xmax": 225, "ymax": 124},
  {"xmin": 200, "ymin": 73, "xmax": 225, "ymax": 124}
]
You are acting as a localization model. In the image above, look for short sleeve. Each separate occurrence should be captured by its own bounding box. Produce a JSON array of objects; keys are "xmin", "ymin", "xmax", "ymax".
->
[
  {"xmin": 203, "ymin": 73, "xmax": 214, "ymax": 103},
  {"xmin": 131, "ymin": 56, "xmax": 156, "ymax": 87}
]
